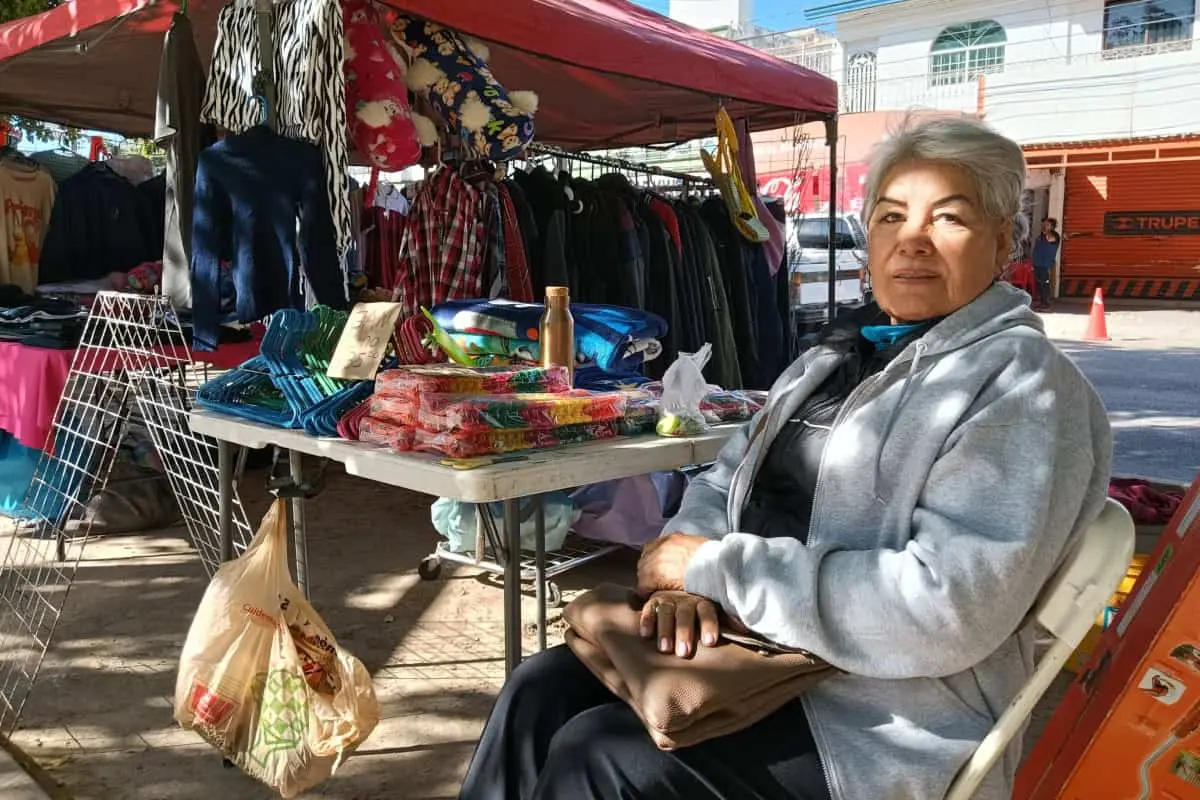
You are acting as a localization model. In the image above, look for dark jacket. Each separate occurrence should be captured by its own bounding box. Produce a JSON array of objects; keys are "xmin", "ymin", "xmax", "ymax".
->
[
  {"xmin": 40, "ymin": 163, "xmax": 161, "ymax": 284},
  {"xmin": 190, "ymin": 126, "xmax": 345, "ymax": 351}
]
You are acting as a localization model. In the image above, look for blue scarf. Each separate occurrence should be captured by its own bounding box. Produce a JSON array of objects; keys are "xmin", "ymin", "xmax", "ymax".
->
[{"xmin": 860, "ymin": 323, "xmax": 926, "ymax": 349}]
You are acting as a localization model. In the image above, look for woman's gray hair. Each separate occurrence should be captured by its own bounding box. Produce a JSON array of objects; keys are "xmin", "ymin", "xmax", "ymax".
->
[{"xmin": 862, "ymin": 115, "xmax": 1029, "ymax": 257}]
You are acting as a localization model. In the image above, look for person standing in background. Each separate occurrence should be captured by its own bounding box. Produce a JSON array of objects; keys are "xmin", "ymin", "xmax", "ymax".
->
[{"xmin": 1031, "ymin": 218, "xmax": 1061, "ymax": 310}]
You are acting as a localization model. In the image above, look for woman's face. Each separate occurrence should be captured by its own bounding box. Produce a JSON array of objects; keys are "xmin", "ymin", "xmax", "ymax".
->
[{"xmin": 866, "ymin": 161, "xmax": 1012, "ymax": 323}]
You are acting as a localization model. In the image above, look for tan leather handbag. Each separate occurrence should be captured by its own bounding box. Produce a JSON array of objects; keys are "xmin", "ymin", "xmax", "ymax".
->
[{"xmin": 564, "ymin": 583, "xmax": 837, "ymax": 750}]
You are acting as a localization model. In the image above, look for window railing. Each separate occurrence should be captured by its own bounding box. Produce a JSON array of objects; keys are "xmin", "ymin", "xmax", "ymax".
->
[{"xmin": 1101, "ymin": 37, "xmax": 1193, "ymax": 59}]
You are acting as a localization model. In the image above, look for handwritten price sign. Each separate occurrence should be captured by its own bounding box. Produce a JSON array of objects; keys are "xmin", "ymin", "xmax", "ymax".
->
[{"xmin": 326, "ymin": 302, "xmax": 403, "ymax": 381}]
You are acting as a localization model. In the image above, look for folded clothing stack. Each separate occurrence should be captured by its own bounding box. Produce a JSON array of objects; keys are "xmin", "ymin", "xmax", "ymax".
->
[
  {"xmin": 612, "ymin": 386, "xmax": 766, "ymax": 436},
  {"xmin": 367, "ymin": 393, "xmax": 419, "ymax": 427},
  {"xmin": 619, "ymin": 391, "xmax": 660, "ymax": 436},
  {"xmin": 359, "ymin": 404, "xmax": 621, "ymax": 458},
  {"xmin": 350, "ymin": 363, "xmax": 632, "ymax": 458},
  {"xmin": 0, "ymin": 295, "xmax": 88, "ymax": 349},
  {"xmin": 358, "ymin": 415, "xmax": 416, "ymax": 450},
  {"xmin": 406, "ymin": 420, "xmax": 621, "ymax": 459},
  {"xmin": 417, "ymin": 390, "xmax": 626, "ymax": 434},
  {"xmin": 430, "ymin": 298, "xmax": 668, "ymax": 374},
  {"xmin": 700, "ymin": 389, "xmax": 768, "ymax": 423},
  {"xmin": 375, "ymin": 364, "xmax": 571, "ymax": 397}
]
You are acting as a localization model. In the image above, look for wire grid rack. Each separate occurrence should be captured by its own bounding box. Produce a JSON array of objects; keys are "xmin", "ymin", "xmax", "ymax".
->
[{"xmin": 0, "ymin": 292, "xmax": 253, "ymax": 735}]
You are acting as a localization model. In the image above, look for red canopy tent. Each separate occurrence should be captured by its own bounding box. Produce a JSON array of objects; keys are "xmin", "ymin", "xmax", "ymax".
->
[
  {"xmin": 0, "ymin": 0, "xmax": 847, "ymax": 316},
  {"xmin": 0, "ymin": 0, "xmax": 837, "ymax": 148}
]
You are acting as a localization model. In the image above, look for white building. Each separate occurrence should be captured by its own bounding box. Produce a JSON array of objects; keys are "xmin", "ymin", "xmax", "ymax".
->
[
  {"xmin": 669, "ymin": 0, "xmax": 764, "ymax": 37},
  {"xmin": 809, "ymin": 0, "xmax": 1200, "ymax": 302}
]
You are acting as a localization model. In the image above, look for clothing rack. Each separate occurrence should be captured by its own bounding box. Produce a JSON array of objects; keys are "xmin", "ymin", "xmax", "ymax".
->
[{"xmin": 524, "ymin": 142, "xmax": 711, "ymax": 190}]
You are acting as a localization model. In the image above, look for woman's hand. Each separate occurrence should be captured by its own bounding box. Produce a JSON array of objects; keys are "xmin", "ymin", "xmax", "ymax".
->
[
  {"xmin": 636, "ymin": 532, "xmax": 708, "ymax": 596},
  {"xmin": 639, "ymin": 590, "xmax": 721, "ymax": 658}
]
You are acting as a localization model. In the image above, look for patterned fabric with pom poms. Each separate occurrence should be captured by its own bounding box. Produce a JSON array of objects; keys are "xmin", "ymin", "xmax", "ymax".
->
[
  {"xmin": 343, "ymin": 0, "xmax": 434, "ymax": 171},
  {"xmin": 387, "ymin": 16, "xmax": 536, "ymax": 162}
]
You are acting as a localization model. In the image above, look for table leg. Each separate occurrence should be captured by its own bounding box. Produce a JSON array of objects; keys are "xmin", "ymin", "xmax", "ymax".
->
[
  {"xmin": 289, "ymin": 449, "xmax": 309, "ymax": 598},
  {"xmin": 218, "ymin": 439, "xmax": 234, "ymax": 563},
  {"xmin": 534, "ymin": 495, "xmax": 547, "ymax": 652},
  {"xmin": 502, "ymin": 498, "xmax": 522, "ymax": 677}
]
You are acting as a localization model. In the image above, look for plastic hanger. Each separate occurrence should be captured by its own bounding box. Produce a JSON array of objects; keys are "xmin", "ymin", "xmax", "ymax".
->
[{"xmin": 0, "ymin": 146, "xmax": 39, "ymax": 172}]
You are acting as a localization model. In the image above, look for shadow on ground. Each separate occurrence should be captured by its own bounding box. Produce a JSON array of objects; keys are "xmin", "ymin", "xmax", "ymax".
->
[
  {"xmin": 5, "ymin": 465, "xmax": 619, "ymax": 799},
  {"xmin": 2, "ymin": 430, "xmax": 1102, "ymax": 797}
]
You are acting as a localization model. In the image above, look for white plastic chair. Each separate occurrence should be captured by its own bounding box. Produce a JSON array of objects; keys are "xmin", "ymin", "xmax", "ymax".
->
[{"xmin": 944, "ymin": 498, "xmax": 1136, "ymax": 800}]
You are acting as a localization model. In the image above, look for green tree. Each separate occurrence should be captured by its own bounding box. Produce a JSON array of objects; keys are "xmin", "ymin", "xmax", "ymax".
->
[
  {"xmin": 1, "ymin": 1, "xmax": 73, "ymax": 146},
  {"xmin": 0, "ymin": 0, "xmax": 60, "ymax": 25}
]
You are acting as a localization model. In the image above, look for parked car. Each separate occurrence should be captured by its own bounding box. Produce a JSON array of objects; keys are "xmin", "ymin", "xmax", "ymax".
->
[{"xmin": 787, "ymin": 212, "xmax": 869, "ymax": 320}]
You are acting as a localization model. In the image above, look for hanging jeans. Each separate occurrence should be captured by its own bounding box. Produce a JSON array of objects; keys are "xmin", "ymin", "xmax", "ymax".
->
[{"xmin": 458, "ymin": 645, "xmax": 831, "ymax": 800}]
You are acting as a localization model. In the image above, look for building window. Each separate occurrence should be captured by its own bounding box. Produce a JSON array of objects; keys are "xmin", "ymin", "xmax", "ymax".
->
[
  {"xmin": 929, "ymin": 20, "xmax": 1006, "ymax": 87},
  {"xmin": 843, "ymin": 51, "xmax": 877, "ymax": 113},
  {"xmin": 1102, "ymin": 0, "xmax": 1195, "ymax": 57}
]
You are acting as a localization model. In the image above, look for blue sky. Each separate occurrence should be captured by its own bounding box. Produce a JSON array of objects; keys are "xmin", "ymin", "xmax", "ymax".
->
[{"xmin": 635, "ymin": 0, "xmax": 831, "ymax": 31}]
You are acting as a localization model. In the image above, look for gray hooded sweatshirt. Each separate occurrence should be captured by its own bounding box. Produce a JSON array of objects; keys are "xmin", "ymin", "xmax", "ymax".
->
[{"xmin": 670, "ymin": 283, "xmax": 1112, "ymax": 800}]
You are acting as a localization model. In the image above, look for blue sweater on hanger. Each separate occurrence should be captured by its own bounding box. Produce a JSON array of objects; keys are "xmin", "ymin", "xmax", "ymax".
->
[{"xmin": 190, "ymin": 126, "xmax": 346, "ymax": 351}]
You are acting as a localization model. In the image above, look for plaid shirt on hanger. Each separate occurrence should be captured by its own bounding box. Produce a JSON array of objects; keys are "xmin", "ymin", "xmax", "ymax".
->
[{"xmin": 394, "ymin": 167, "xmax": 487, "ymax": 319}]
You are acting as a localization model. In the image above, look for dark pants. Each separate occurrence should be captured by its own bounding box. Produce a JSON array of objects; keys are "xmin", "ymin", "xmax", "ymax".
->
[
  {"xmin": 1034, "ymin": 267, "xmax": 1052, "ymax": 307},
  {"xmin": 458, "ymin": 645, "xmax": 830, "ymax": 800}
]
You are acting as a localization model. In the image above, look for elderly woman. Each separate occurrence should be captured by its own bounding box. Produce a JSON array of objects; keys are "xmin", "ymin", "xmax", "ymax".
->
[{"xmin": 458, "ymin": 117, "xmax": 1112, "ymax": 800}]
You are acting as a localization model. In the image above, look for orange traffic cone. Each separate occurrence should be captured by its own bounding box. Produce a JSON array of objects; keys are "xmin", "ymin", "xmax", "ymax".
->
[{"xmin": 1083, "ymin": 287, "xmax": 1110, "ymax": 342}]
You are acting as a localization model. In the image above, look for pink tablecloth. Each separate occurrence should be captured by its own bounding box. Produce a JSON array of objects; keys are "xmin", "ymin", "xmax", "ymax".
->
[{"xmin": 0, "ymin": 339, "xmax": 261, "ymax": 451}]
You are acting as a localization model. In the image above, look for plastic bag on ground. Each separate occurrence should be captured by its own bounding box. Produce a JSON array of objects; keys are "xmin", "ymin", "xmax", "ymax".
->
[
  {"xmin": 570, "ymin": 471, "xmax": 690, "ymax": 547},
  {"xmin": 656, "ymin": 344, "xmax": 713, "ymax": 437},
  {"xmin": 431, "ymin": 493, "xmax": 577, "ymax": 554},
  {"xmin": 174, "ymin": 499, "xmax": 380, "ymax": 798}
]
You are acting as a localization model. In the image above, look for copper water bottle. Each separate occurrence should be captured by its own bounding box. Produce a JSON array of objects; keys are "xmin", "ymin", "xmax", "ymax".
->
[{"xmin": 539, "ymin": 286, "xmax": 575, "ymax": 385}]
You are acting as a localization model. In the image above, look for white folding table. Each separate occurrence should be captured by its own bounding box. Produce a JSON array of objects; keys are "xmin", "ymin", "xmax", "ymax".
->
[{"xmin": 188, "ymin": 409, "xmax": 737, "ymax": 675}]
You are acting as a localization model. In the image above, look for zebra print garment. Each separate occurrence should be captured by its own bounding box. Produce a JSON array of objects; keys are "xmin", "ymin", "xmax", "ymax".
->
[{"xmin": 201, "ymin": 0, "xmax": 351, "ymax": 274}]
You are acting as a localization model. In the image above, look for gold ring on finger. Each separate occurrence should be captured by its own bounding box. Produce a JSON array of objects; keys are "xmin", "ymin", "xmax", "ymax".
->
[{"xmin": 656, "ymin": 602, "xmax": 676, "ymax": 615}]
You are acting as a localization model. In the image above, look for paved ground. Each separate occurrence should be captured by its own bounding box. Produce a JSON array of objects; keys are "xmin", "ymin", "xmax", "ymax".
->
[
  {"xmin": 0, "ymin": 304, "xmax": 1192, "ymax": 799},
  {"xmin": 1, "ymin": 470, "xmax": 1080, "ymax": 800},
  {"xmin": 1041, "ymin": 307, "xmax": 1200, "ymax": 484},
  {"xmin": 0, "ymin": 746, "xmax": 50, "ymax": 800}
]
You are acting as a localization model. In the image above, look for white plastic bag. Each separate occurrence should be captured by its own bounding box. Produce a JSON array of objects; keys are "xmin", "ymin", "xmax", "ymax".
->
[
  {"xmin": 174, "ymin": 500, "xmax": 380, "ymax": 798},
  {"xmin": 656, "ymin": 344, "xmax": 713, "ymax": 437},
  {"xmin": 431, "ymin": 494, "xmax": 577, "ymax": 554}
]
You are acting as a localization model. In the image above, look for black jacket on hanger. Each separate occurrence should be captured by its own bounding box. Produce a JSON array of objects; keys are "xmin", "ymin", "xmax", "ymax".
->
[
  {"xmin": 566, "ymin": 178, "xmax": 612, "ymax": 304},
  {"xmin": 637, "ymin": 197, "xmax": 680, "ymax": 380},
  {"xmin": 686, "ymin": 205, "xmax": 741, "ymax": 389},
  {"xmin": 700, "ymin": 198, "xmax": 759, "ymax": 388},
  {"xmin": 672, "ymin": 202, "xmax": 709, "ymax": 356},
  {"xmin": 40, "ymin": 163, "xmax": 162, "ymax": 284},
  {"xmin": 511, "ymin": 166, "xmax": 570, "ymax": 294}
]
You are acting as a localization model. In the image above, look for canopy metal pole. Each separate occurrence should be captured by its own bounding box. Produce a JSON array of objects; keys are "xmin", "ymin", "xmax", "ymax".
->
[
  {"xmin": 255, "ymin": 0, "xmax": 276, "ymax": 131},
  {"xmin": 825, "ymin": 115, "xmax": 839, "ymax": 323}
]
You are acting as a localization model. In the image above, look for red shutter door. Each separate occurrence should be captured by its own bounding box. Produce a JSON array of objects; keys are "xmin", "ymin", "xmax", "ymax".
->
[{"xmin": 1062, "ymin": 161, "xmax": 1200, "ymax": 299}]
